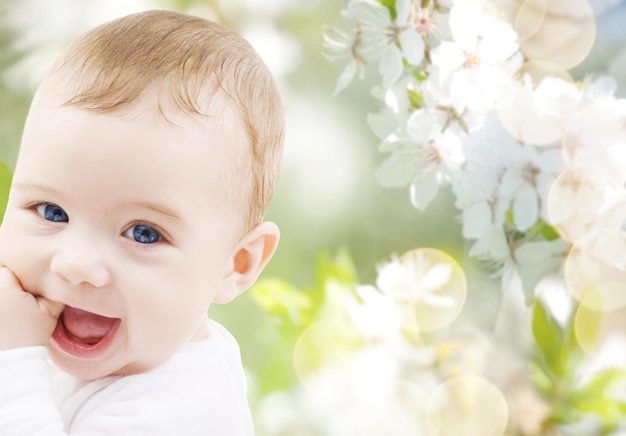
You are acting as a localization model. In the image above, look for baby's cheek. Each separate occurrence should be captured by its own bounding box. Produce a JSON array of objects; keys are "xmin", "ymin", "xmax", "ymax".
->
[
  {"xmin": 0, "ymin": 225, "xmax": 15, "ymax": 266},
  {"xmin": 0, "ymin": 233, "xmax": 35, "ymax": 289}
]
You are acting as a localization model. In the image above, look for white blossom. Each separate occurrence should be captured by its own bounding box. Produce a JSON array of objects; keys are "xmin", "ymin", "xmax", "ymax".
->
[
  {"xmin": 323, "ymin": 25, "xmax": 366, "ymax": 95},
  {"xmin": 497, "ymin": 75, "xmax": 580, "ymax": 146},
  {"xmin": 346, "ymin": 285, "xmax": 403, "ymax": 344},
  {"xmin": 345, "ymin": 0, "xmax": 426, "ymax": 88},
  {"xmin": 562, "ymin": 78, "xmax": 626, "ymax": 164},
  {"xmin": 326, "ymin": 0, "xmax": 626, "ymax": 295},
  {"xmin": 376, "ymin": 250, "xmax": 458, "ymax": 308},
  {"xmin": 546, "ymin": 156, "xmax": 626, "ymax": 243},
  {"xmin": 428, "ymin": 0, "xmax": 520, "ymax": 112}
]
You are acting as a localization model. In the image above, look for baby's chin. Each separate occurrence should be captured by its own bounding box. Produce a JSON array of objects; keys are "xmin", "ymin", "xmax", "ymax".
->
[
  {"xmin": 47, "ymin": 350, "xmax": 116, "ymax": 381},
  {"xmin": 47, "ymin": 338, "xmax": 172, "ymax": 381},
  {"xmin": 48, "ymin": 350, "xmax": 155, "ymax": 381}
]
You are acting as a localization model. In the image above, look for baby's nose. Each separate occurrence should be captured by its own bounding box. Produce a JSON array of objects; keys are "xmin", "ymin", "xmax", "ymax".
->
[{"xmin": 50, "ymin": 243, "xmax": 111, "ymax": 288}]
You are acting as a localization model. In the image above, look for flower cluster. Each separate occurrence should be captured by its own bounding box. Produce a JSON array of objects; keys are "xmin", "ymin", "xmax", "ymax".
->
[
  {"xmin": 324, "ymin": 0, "xmax": 626, "ymax": 305},
  {"xmin": 312, "ymin": 0, "xmax": 626, "ymax": 434}
]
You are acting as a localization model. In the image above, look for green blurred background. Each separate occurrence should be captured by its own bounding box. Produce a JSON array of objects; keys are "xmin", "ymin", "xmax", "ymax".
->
[{"xmin": 1, "ymin": 0, "xmax": 625, "ymax": 430}]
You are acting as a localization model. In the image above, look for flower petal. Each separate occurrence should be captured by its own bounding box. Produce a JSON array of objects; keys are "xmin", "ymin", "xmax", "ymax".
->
[
  {"xmin": 367, "ymin": 110, "xmax": 397, "ymax": 140},
  {"xmin": 406, "ymin": 109, "xmax": 434, "ymax": 142},
  {"xmin": 462, "ymin": 201, "xmax": 491, "ymax": 238},
  {"xmin": 375, "ymin": 152, "xmax": 418, "ymax": 187},
  {"xmin": 476, "ymin": 16, "xmax": 518, "ymax": 63},
  {"xmin": 419, "ymin": 262, "xmax": 453, "ymax": 293},
  {"xmin": 395, "ymin": 0, "xmax": 412, "ymax": 23},
  {"xmin": 419, "ymin": 293, "xmax": 456, "ymax": 308},
  {"xmin": 513, "ymin": 183, "xmax": 538, "ymax": 231},
  {"xmin": 410, "ymin": 170, "xmax": 439, "ymax": 211},
  {"xmin": 349, "ymin": 0, "xmax": 391, "ymax": 28},
  {"xmin": 332, "ymin": 59, "xmax": 359, "ymax": 95},
  {"xmin": 376, "ymin": 260, "xmax": 408, "ymax": 293},
  {"xmin": 398, "ymin": 29, "xmax": 425, "ymax": 65},
  {"xmin": 430, "ymin": 41, "xmax": 465, "ymax": 71},
  {"xmin": 379, "ymin": 44, "xmax": 404, "ymax": 88}
]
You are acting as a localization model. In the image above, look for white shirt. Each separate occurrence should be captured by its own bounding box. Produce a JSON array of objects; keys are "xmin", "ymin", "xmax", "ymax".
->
[{"xmin": 0, "ymin": 319, "xmax": 253, "ymax": 435}]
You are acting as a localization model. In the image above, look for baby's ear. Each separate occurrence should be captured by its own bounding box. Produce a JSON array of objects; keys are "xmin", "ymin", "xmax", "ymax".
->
[{"xmin": 214, "ymin": 221, "xmax": 279, "ymax": 304}]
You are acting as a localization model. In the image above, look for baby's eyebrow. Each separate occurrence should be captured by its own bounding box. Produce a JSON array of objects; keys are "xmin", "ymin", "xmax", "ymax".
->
[
  {"xmin": 12, "ymin": 183, "xmax": 64, "ymax": 196},
  {"xmin": 133, "ymin": 201, "xmax": 182, "ymax": 223},
  {"xmin": 13, "ymin": 183, "xmax": 182, "ymax": 223}
]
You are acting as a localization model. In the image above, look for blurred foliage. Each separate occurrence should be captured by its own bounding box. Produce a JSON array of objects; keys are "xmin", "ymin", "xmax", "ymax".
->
[
  {"xmin": 0, "ymin": 0, "xmax": 32, "ymax": 169},
  {"xmin": 0, "ymin": 0, "xmax": 25, "ymax": 219},
  {"xmin": 531, "ymin": 299, "xmax": 626, "ymax": 432},
  {"xmin": 0, "ymin": 162, "xmax": 10, "ymax": 221},
  {"xmin": 246, "ymin": 244, "xmax": 626, "ymax": 434},
  {"xmin": 244, "ymin": 247, "xmax": 359, "ymax": 394}
]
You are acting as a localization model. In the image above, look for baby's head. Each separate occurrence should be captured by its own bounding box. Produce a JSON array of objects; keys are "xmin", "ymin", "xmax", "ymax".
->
[
  {"xmin": 48, "ymin": 9, "xmax": 284, "ymax": 229},
  {"xmin": 0, "ymin": 10, "xmax": 283, "ymax": 379}
]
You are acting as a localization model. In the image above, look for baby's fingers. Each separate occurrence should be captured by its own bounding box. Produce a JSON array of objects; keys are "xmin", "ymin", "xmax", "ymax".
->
[
  {"xmin": 0, "ymin": 266, "xmax": 62, "ymax": 348},
  {"xmin": 0, "ymin": 265, "xmax": 23, "ymax": 290},
  {"xmin": 38, "ymin": 297, "xmax": 65, "ymax": 319}
]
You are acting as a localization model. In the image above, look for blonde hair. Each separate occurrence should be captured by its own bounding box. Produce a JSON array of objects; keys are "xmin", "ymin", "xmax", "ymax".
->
[{"xmin": 50, "ymin": 10, "xmax": 284, "ymax": 228}]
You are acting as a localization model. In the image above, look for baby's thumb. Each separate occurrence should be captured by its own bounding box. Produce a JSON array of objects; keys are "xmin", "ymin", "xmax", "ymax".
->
[{"xmin": 38, "ymin": 297, "xmax": 65, "ymax": 319}]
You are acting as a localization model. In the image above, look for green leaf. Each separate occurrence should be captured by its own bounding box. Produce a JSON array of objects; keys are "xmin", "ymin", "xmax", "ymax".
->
[
  {"xmin": 250, "ymin": 248, "xmax": 363, "ymax": 394},
  {"xmin": 532, "ymin": 298, "xmax": 568, "ymax": 377},
  {"xmin": 412, "ymin": 68, "xmax": 428, "ymax": 81},
  {"xmin": 529, "ymin": 361, "xmax": 554, "ymax": 395},
  {"xmin": 407, "ymin": 89, "xmax": 424, "ymax": 109},
  {"xmin": 540, "ymin": 222, "xmax": 560, "ymax": 241},
  {"xmin": 250, "ymin": 278, "xmax": 312, "ymax": 327},
  {"xmin": 377, "ymin": 0, "xmax": 397, "ymax": 20},
  {"xmin": 315, "ymin": 246, "xmax": 358, "ymax": 289},
  {"xmin": 581, "ymin": 368, "xmax": 626, "ymax": 397},
  {"xmin": 505, "ymin": 208, "xmax": 515, "ymax": 227},
  {"xmin": 562, "ymin": 315, "xmax": 584, "ymax": 372},
  {"xmin": 257, "ymin": 343, "xmax": 296, "ymax": 393},
  {"xmin": 571, "ymin": 368, "xmax": 626, "ymax": 425}
]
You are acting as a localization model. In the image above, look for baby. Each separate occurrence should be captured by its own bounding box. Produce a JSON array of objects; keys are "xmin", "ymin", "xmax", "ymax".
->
[{"xmin": 0, "ymin": 9, "xmax": 283, "ymax": 435}]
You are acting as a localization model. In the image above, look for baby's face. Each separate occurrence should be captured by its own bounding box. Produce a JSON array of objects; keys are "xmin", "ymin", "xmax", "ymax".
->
[{"xmin": 0, "ymin": 87, "xmax": 247, "ymax": 379}]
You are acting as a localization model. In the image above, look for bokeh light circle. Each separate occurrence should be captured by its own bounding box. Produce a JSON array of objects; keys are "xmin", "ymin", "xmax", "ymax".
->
[
  {"xmin": 514, "ymin": 0, "xmax": 596, "ymax": 70},
  {"xmin": 515, "ymin": 60, "xmax": 573, "ymax": 86},
  {"xmin": 386, "ymin": 248, "xmax": 467, "ymax": 332},
  {"xmin": 425, "ymin": 375, "xmax": 509, "ymax": 436},
  {"xmin": 564, "ymin": 228, "xmax": 626, "ymax": 311},
  {"xmin": 513, "ymin": 0, "xmax": 548, "ymax": 42},
  {"xmin": 293, "ymin": 320, "xmax": 362, "ymax": 382},
  {"xmin": 575, "ymin": 292, "xmax": 626, "ymax": 355},
  {"xmin": 545, "ymin": 164, "xmax": 613, "ymax": 244}
]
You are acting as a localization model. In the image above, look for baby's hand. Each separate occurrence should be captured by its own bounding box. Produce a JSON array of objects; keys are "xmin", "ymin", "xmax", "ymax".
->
[{"xmin": 0, "ymin": 266, "xmax": 64, "ymax": 350}]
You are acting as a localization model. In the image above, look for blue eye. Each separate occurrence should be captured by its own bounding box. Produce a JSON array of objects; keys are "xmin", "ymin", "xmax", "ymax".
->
[
  {"xmin": 36, "ymin": 204, "xmax": 69, "ymax": 223},
  {"xmin": 126, "ymin": 224, "xmax": 161, "ymax": 244}
]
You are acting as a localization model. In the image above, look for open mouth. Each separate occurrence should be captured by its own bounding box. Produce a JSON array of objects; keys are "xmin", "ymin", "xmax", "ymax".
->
[{"xmin": 51, "ymin": 306, "xmax": 121, "ymax": 359}]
